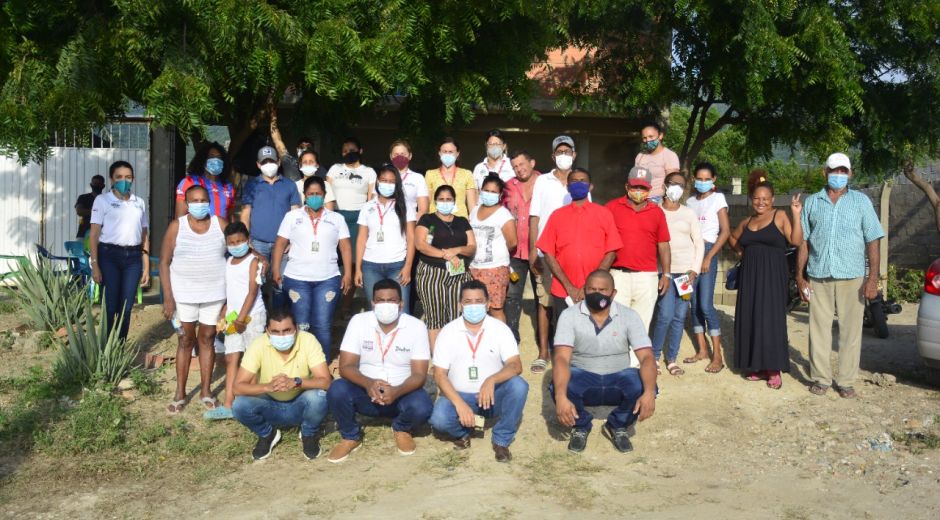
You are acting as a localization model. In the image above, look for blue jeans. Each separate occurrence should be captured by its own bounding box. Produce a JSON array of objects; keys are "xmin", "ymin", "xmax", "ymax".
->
[
  {"xmin": 282, "ymin": 275, "xmax": 341, "ymax": 361},
  {"xmin": 690, "ymin": 242, "xmax": 721, "ymax": 336},
  {"xmin": 251, "ymin": 239, "xmax": 287, "ymax": 311},
  {"xmin": 429, "ymin": 376, "xmax": 528, "ymax": 447},
  {"xmin": 327, "ymin": 379, "xmax": 432, "ymax": 440},
  {"xmin": 361, "ymin": 259, "xmax": 410, "ymax": 310},
  {"xmin": 651, "ymin": 272, "xmax": 689, "ymax": 362},
  {"xmin": 232, "ymin": 390, "xmax": 329, "ymax": 438},
  {"xmin": 550, "ymin": 366, "xmax": 645, "ymax": 431},
  {"xmin": 97, "ymin": 243, "xmax": 142, "ymax": 341}
]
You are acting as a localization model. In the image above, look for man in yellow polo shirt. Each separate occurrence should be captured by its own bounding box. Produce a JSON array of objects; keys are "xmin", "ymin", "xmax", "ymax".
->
[{"xmin": 233, "ymin": 308, "xmax": 332, "ymax": 460}]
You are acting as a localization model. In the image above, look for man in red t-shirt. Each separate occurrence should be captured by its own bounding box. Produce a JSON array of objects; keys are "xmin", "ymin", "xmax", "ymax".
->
[
  {"xmin": 536, "ymin": 168, "xmax": 623, "ymax": 325},
  {"xmin": 605, "ymin": 166, "xmax": 671, "ymax": 330}
]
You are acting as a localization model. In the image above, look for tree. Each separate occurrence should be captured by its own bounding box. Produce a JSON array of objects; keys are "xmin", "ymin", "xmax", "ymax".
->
[{"xmin": 0, "ymin": 1, "xmax": 563, "ymax": 165}]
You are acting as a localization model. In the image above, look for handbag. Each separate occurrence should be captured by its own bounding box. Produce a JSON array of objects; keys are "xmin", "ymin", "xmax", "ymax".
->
[{"xmin": 725, "ymin": 261, "xmax": 741, "ymax": 291}]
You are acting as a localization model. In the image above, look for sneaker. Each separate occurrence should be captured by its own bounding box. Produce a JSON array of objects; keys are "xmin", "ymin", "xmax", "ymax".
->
[
  {"xmin": 327, "ymin": 439, "xmax": 362, "ymax": 464},
  {"xmin": 394, "ymin": 431, "xmax": 416, "ymax": 456},
  {"xmin": 567, "ymin": 428, "xmax": 589, "ymax": 453},
  {"xmin": 492, "ymin": 443, "xmax": 512, "ymax": 463},
  {"xmin": 301, "ymin": 432, "xmax": 321, "ymax": 460},
  {"xmin": 252, "ymin": 429, "xmax": 282, "ymax": 460},
  {"xmin": 452, "ymin": 435, "xmax": 471, "ymax": 450},
  {"xmin": 603, "ymin": 422, "xmax": 633, "ymax": 453}
]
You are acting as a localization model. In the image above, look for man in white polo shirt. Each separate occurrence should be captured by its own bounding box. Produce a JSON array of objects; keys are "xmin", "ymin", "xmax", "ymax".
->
[
  {"xmin": 326, "ymin": 279, "xmax": 432, "ymax": 463},
  {"xmin": 429, "ymin": 280, "xmax": 528, "ymax": 462}
]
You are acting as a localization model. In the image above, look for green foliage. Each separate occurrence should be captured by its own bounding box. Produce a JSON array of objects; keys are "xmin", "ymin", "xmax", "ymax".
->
[
  {"xmin": 7, "ymin": 256, "xmax": 85, "ymax": 332},
  {"xmin": 887, "ymin": 264, "xmax": 924, "ymax": 304},
  {"xmin": 42, "ymin": 390, "xmax": 130, "ymax": 454},
  {"xmin": 129, "ymin": 367, "xmax": 159, "ymax": 396},
  {"xmin": 54, "ymin": 298, "xmax": 138, "ymax": 390},
  {"xmin": 0, "ymin": 365, "xmax": 60, "ymax": 448}
]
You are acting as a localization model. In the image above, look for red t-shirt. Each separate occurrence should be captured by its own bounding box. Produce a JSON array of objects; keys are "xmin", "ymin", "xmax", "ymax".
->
[
  {"xmin": 536, "ymin": 201, "xmax": 623, "ymax": 297},
  {"xmin": 605, "ymin": 197, "xmax": 671, "ymax": 272}
]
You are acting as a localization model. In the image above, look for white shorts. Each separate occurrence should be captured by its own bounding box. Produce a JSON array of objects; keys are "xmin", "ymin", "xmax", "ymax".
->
[
  {"xmin": 176, "ymin": 299, "xmax": 225, "ymax": 326},
  {"xmin": 218, "ymin": 311, "xmax": 266, "ymax": 354}
]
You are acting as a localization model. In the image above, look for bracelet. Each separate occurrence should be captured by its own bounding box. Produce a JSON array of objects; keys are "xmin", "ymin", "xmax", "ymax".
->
[{"xmin": 661, "ymin": 273, "xmax": 673, "ymax": 279}]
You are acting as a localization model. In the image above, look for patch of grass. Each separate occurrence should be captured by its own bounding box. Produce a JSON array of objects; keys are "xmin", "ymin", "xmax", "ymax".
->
[
  {"xmin": 517, "ymin": 452, "xmax": 602, "ymax": 509},
  {"xmin": 420, "ymin": 449, "xmax": 469, "ymax": 473},
  {"xmin": 129, "ymin": 368, "xmax": 160, "ymax": 396},
  {"xmin": 0, "ymin": 299, "xmax": 18, "ymax": 314},
  {"xmin": 0, "ymin": 366, "xmax": 62, "ymax": 449},
  {"xmin": 41, "ymin": 390, "xmax": 130, "ymax": 454},
  {"xmin": 892, "ymin": 430, "xmax": 940, "ymax": 453},
  {"xmin": 0, "ymin": 330, "xmax": 15, "ymax": 349}
]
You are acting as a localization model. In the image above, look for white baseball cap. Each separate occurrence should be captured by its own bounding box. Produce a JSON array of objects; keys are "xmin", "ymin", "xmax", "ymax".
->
[{"xmin": 825, "ymin": 153, "xmax": 851, "ymax": 171}]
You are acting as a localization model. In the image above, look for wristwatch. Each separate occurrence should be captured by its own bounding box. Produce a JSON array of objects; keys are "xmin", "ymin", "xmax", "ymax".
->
[{"xmin": 293, "ymin": 377, "xmax": 302, "ymax": 388}]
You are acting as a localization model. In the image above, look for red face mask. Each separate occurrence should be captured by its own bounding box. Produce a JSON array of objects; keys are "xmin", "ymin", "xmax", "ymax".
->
[{"xmin": 391, "ymin": 155, "xmax": 410, "ymax": 171}]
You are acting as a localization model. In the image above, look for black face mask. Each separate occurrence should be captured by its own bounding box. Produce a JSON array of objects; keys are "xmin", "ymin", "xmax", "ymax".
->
[
  {"xmin": 343, "ymin": 151, "xmax": 361, "ymax": 164},
  {"xmin": 584, "ymin": 291, "xmax": 611, "ymax": 312}
]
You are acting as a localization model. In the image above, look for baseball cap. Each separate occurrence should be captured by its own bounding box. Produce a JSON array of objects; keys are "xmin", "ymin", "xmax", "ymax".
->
[
  {"xmin": 627, "ymin": 166, "xmax": 652, "ymax": 188},
  {"xmin": 552, "ymin": 135, "xmax": 575, "ymax": 152},
  {"xmin": 257, "ymin": 146, "xmax": 278, "ymax": 163},
  {"xmin": 825, "ymin": 153, "xmax": 851, "ymax": 171}
]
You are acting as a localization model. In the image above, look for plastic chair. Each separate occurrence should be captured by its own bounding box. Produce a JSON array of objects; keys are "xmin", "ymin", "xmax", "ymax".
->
[
  {"xmin": 64, "ymin": 240, "xmax": 99, "ymax": 301},
  {"xmin": 35, "ymin": 244, "xmax": 74, "ymax": 272}
]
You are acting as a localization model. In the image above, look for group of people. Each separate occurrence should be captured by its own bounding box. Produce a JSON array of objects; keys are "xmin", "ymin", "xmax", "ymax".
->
[{"xmin": 81, "ymin": 122, "xmax": 882, "ymax": 460}]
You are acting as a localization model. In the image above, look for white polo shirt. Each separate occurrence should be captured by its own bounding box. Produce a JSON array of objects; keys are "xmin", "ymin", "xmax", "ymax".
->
[
  {"xmin": 432, "ymin": 315, "xmax": 520, "ymax": 393},
  {"xmin": 472, "ymin": 157, "xmax": 516, "ymax": 189},
  {"xmin": 357, "ymin": 198, "xmax": 416, "ymax": 264},
  {"xmin": 90, "ymin": 192, "xmax": 149, "ymax": 246},
  {"xmin": 340, "ymin": 311, "xmax": 430, "ymax": 386},
  {"xmin": 277, "ymin": 208, "xmax": 349, "ymax": 282},
  {"xmin": 399, "ymin": 169, "xmax": 429, "ymax": 213}
]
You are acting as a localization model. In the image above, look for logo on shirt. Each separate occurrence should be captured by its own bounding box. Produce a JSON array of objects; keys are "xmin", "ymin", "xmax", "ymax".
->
[
  {"xmin": 394, "ymin": 346, "xmax": 411, "ymax": 353},
  {"xmin": 362, "ymin": 340, "xmax": 375, "ymax": 351}
]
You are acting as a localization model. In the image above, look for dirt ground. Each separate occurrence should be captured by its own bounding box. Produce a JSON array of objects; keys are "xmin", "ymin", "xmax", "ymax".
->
[{"xmin": 1, "ymin": 297, "xmax": 939, "ymax": 519}]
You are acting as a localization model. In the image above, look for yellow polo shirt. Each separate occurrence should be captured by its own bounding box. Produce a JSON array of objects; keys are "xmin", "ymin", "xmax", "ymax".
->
[
  {"xmin": 426, "ymin": 168, "xmax": 476, "ymax": 218},
  {"xmin": 241, "ymin": 331, "xmax": 326, "ymax": 401}
]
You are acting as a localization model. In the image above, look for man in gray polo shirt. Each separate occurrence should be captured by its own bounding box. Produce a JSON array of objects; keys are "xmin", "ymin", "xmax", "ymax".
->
[{"xmin": 551, "ymin": 270, "xmax": 657, "ymax": 453}]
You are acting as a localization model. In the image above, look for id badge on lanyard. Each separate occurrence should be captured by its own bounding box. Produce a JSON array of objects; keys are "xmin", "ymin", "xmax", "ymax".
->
[{"xmin": 466, "ymin": 330, "xmax": 484, "ymax": 381}]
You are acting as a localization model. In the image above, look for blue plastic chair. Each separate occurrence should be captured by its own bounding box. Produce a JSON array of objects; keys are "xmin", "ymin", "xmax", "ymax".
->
[{"xmin": 64, "ymin": 240, "xmax": 99, "ymax": 301}]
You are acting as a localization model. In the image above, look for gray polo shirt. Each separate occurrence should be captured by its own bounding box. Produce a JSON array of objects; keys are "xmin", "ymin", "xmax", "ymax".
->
[{"xmin": 554, "ymin": 301, "xmax": 651, "ymax": 374}]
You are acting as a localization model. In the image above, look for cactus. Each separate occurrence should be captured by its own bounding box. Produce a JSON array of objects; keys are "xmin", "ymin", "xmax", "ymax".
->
[
  {"xmin": 54, "ymin": 296, "xmax": 138, "ymax": 389},
  {"xmin": 5, "ymin": 256, "xmax": 85, "ymax": 333}
]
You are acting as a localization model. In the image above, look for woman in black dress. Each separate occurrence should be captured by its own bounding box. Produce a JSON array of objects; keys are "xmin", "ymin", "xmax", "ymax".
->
[{"xmin": 729, "ymin": 171, "xmax": 803, "ymax": 389}]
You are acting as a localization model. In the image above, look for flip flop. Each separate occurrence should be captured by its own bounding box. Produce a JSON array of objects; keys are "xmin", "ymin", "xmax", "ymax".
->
[
  {"xmin": 836, "ymin": 386, "xmax": 856, "ymax": 399},
  {"xmin": 530, "ymin": 358, "xmax": 548, "ymax": 374},
  {"xmin": 666, "ymin": 363, "xmax": 684, "ymax": 376},
  {"xmin": 204, "ymin": 406, "xmax": 234, "ymax": 421},
  {"xmin": 704, "ymin": 363, "xmax": 724, "ymax": 374},
  {"xmin": 683, "ymin": 355, "xmax": 709, "ymax": 364},
  {"xmin": 808, "ymin": 383, "xmax": 829, "ymax": 395},
  {"xmin": 200, "ymin": 396, "xmax": 219, "ymax": 410},
  {"xmin": 166, "ymin": 399, "xmax": 186, "ymax": 414},
  {"xmin": 746, "ymin": 371, "xmax": 766, "ymax": 381},
  {"xmin": 766, "ymin": 372, "xmax": 782, "ymax": 389}
]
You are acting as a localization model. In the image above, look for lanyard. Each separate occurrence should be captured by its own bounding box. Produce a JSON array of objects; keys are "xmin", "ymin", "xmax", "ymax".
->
[
  {"xmin": 487, "ymin": 158, "xmax": 507, "ymax": 175},
  {"xmin": 401, "ymin": 169, "xmax": 410, "ymax": 182},
  {"xmin": 375, "ymin": 329, "xmax": 400, "ymax": 363},
  {"xmin": 308, "ymin": 211, "xmax": 322, "ymax": 237},
  {"xmin": 376, "ymin": 200, "xmax": 395, "ymax": 226},
  {"xmin": 439, "ymin": 167, "xmax": 456, "ymax": 185},
  {"xmin": 465, "ymin": 329, "xmax": 485, "ymax": 362}
]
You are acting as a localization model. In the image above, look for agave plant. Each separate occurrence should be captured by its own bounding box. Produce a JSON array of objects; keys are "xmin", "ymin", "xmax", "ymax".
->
[
  {"xmin": 55, "ymin": 297, "xmax": 138, "ymax": 389},
  {"xmin": 6, "ymin": 256, "xmax": 85, "ymax": 333}
]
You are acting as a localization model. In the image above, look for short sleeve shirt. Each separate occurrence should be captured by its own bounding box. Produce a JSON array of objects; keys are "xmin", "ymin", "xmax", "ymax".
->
[
  {"xmin": 400, "ymin": 169, "xmax": 429, "ymax": 213},
  {"xmin": 176, "ymin": 174, "xmax": 236, "ymax": 219},
  {"xmin": 686, "ymin": 192, "xmax": 728, "ymax": 243},
  {"xmin": 90, "ymin": 192, "xmax": 149, "ymax": 246},
  {"xmin": 469, "ymin": 205, "xmax": 515, "ymax": 269},
  {"xmin": 417, "ymin": 214, "xmax": 473, "ymax": 269},
  {"xmin": 425, "ymin": 168, "xmax": 477, "ymax": 218},
  {"xmin": 554, "ymin": 301, "xmax": 652, "ymax": 373},
  {"xmin": 340, "ymin": 312, "xmax": 430, "ymax": 386},
  {"xmin": 241, "ymin": 331, "xmax": 326, "ymax": 401},
  {"xmin": 432, "ymin": 316, "xmax": 520, "ymax": 393},
  {"xmin": 75, "ymin": 192, "xmax": 99, "ymax": 237},
  {"xmin": 472, "ymin": 158, "xmax": 516, "ymax": 189},
  {"xmin": 357, "ymin": 198, "xmax": 417, "ymax": 264},
  {"xmin": 605, "ymin": 197, "xmax": 671, "ymax": 272},
  {"xmin": 277, "ymin": 208, "xmax": 350, "ymax": 282},
  {"xmin": 242, "ymin": 176, "xmax": 302, "ymax": 242},
  {"xmin": 529, "ymin": 171, "xmax": 592, "ymax": 245},
  {"xmin": 503, "ymin": 176, "xmax": 537, "ymax": 261},
  {"xmin": 327, "ymin": 163, "xmax": 377, "ymax": 210},
  {"xmin": 801, "ymin": 189, "xmax": 884, "ymax": 279},
  {"xmin": 634, "ymin": 148, "xmax": 681, "ymax": 198}
]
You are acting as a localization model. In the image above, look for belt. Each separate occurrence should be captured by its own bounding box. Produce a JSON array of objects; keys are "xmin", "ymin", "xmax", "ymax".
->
[
  {"xmin": 100, "ymin": 242, "xmax": 142, "ymax": 251},
  {"xmin": 611, "ymin": 266, "xmax": 639, "ymax": 273}
]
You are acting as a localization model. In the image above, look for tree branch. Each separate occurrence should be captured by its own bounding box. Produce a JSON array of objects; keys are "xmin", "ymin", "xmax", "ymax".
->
[
  {"xmin": 685, "ymin": 105, "xmax": 736, "ymax": 169},
  {"xmin": 902, "ymin": 158, "xmax": 940, "ymax": 233},
  {"xmin": 679, "ymin": 98, "xmax": 702, "ymax": 169},
  {"xmin": 269, "ymin": 89, "xmax": 288, "ymax": 158}
]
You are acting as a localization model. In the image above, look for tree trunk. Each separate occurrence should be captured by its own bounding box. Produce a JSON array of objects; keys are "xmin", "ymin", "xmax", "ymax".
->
[{"xmin": 902, "ymin": 158, "xmax": 940, "ymax": 233}]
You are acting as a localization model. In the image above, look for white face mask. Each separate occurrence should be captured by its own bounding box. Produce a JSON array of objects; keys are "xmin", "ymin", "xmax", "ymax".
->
[
  {"xmin": 300, "ymin": 165, "xmax": 317, "ymax": 176},
  {"xmin": 665, "ymin": 184, "xmax": 684, "ymax": 202},
  {"xmin": 260, "ymin": 163, "xmax": 279, "ymax": 177},
  {"xmin": 374, "ymin": 302, "xmax": 401, "ymax": 325},
  {"xmin": 554, "ymin": 154, "xmax": 574, "ymax": 171}
]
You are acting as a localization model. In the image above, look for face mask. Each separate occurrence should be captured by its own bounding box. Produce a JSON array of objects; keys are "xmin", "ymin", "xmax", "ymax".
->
[
  {"xmin": 260, "ymin": 163, "xmax": 279, "ymax": 177},
  {"xmin": 436, "ymin": 201, "xmax": 456, "ymax": 215},
  {"xmin": 374, "ymin": 302, "xmax": 401, "ymax": 325},
  {"xmin": 644, "ymin": 139, "xmax": 660, "ymax": 152},
  {"xmin": 269, "ymin": 333, "xmax": 295, "ymax": 352},
  {"xmin": 694, "ymin": 180, "xmax": 714, "ymax": 194},
  {"xmin": 462, "ymin": 303, "xmax": 487, "ymax": 324},
  {"xmin": 480, "ymin": 191, "xmax": 501, "ymax": 206},
  {"xmin": 188, "ymin": 202, "xmax": 210, "ymax": 219},
  {"xmin": 300, "ymin": 165, "xmax": 317, "ymax": 177},
  {"xmin": 113, "ymin": 179, "xmax": 132, "ymax": 195},
  {"xmin": 486, "ymin": 145, "xmax": 504, "ymax": 160},
  {"xmin": 827, "ymin": 173, "xmax": 849, "ymax": 190},
  {"xmin": 377, "ymin": 182, "xmax": 396, "ymax": 198},
  {"xmin": 205, "ymin": 157, "xmax": 224, "ymax": 176},
  {"xmin": 665, "ymin": 185, "xmax": 684, "ymax": 202},
  {"xmin": 343, "ymin": 151, "xmax": 361, "ymax": 164},
  {"xmin": 554, "ymin": 154, "xmax": 574, "ymax": 171},
  {"xmin": 391, "ymin": 155, "xmax": 410, "ymax": 171},
  {"xmin": 628, "ymin": 189, "xmax": 649, "ymax": 204},
  {"xmin": 584, "ymin": 291, "xmax": 611, "ymax": 312},
  {"xmin": 440, "ymin": 153, "xmax": 457, "ymax": 168},
  {"xmin": 305, "ymin": 195, "xmax": 324, "ymax": 211},
  {"xmin": 567, "ymin": 181, "xmax": 590, "ymax": 201},
  {"xmin": 227, "ymin": 242, "xmax": 250, "ymax": 257}
]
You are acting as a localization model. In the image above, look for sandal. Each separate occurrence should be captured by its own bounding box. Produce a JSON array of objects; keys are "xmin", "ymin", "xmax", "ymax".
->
[
  {"xmin": 836, "ymin": 386, "xmax": 856, "ymax": 399},
  {"xmin": 704, "ymin": 363, "xmax": 724, "ymax": 374},
  {"xmin": 166, "ymin": 399, "xmax": 186, "ymax": 414},
  {"xmin": 808, "ymin": 383, "xmax": 829, "ymax": 395},
  {"xmin": 666, "ymin": 363, "xmax": 684, "ymax": 376},
  {"xmin": 204, "ymin": 406, "xmax": 234, "ymax": 421},
  {"xmin": 746, "ymin": 371, "xmax": 766, "ymax": 381},
  {"xmin": 766, "ymin": 371, "xmax": 782, "ymax": 390},
  {"xmin": 683, "ymin": 354, "xmax": 709, "ymax": 364},
  {"xmin": 530, "ymin": 358, "xmax": 548, "ymax": 374},
  {"xmin": 200, "ymin": 396, "xmax": 219, "ymax": 410}
]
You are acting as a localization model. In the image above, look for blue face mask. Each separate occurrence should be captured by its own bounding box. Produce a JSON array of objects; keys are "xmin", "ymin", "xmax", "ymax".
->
[
  {"xmin": 567, "ymin": 181, "xmax": 590, "ymax": 201},
  {"xmin": 227, "ymin": 242, "xmax": 249, "ymax": 258},
  {"xmin": 644, "ymin": 139, "xmax": 660, "ymax": 152},
  {"xmin": 269, "ymin": 333, "xmax": 296, "ymax": 352},
  {"xmin": 462, "ymin": 304, "xmax": 487, "ymax": 324},
  {"xmin": 205, "ymin": 157, "xmax": 224, "ymax": 176},
  {"xmin": 440, "ymin": 153, "xmax": 457, "ymax": 168},
  {"xmin": 827, "ymin": 173, "xmax": 849, "ymax": 190},
  {"xmin": 437, "ymin": 201, "xmax": 456, "ymax": 215},
  {"xmin": 377, "ymin": 182, "xmax": 396, "ymax": 198},
  {"xmin": 114, "ymin": 179, "xmax": 132, "ymax": 195},
  {"xmin": 694, "ymin": 180, "xmax": 714, "ymax": 194},
  {"xmin": 306, "ymin": 195, "xmax": 324, "ymax": 211},
  {"xmin": 480, "ymin": 191, "xmax": 501, "ymax": 206},
  {"xmin": 188, "ymin": 202, "xmax": 210, "ymax": 219}
]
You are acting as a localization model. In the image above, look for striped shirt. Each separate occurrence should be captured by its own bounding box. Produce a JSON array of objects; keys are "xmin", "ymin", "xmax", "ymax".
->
[
  {"xmin": 801, "ymin": 188, "xmax": 884, "ymax": 279},
  {"xmin": 175, "ymin": 174, "xmax": 236, "ymax": 219}
]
